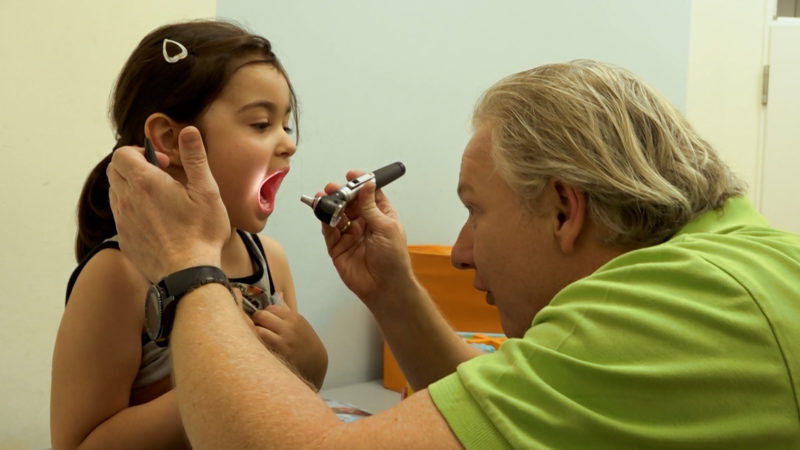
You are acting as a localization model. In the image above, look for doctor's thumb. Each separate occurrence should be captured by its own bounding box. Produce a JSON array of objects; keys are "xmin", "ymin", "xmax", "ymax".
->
[
  {"xmin": 178, "ymin": 126, "xmax": 216, "ymax": 190},
  {"xmin": 356, "ymin": 181, "xmax": 381, "ymax": 220}
]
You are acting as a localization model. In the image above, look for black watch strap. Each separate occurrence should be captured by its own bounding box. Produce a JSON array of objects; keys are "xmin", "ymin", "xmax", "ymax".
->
[
  {"xmin": 161, "ymin": 265, "xmax": 231, "ymax": 300},
  {"xmin": 147, "ymin": 265, "xmax": 233, "ymax": 347}
]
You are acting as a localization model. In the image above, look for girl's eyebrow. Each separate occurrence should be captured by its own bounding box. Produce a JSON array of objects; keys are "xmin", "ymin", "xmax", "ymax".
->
[{"xmin": 238, "ymin": 100, "xmax": 292, "ymax": 115}]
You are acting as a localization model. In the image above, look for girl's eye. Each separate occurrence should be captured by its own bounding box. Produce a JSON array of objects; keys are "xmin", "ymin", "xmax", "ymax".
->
[
  {"xmin": 283, "ymin": 126, "xmax": 294, "ymax": 135},
  {"xmin": 252, "ymin": 122, "xmax": 270, "ymax": 131}
]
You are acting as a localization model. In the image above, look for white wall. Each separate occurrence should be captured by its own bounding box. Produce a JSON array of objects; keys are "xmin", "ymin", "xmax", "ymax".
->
[
  {"xmin": 0, "ymin": 2, "xmax": 215, "ymax": 448},
  {"xmin": 760, "ymin": 17, "xmax": 800, "ymax": 234},
  {"xmin": 217, "ymin": 0, "xmax": 694, "ymax": 390},
  {"xmin": 685, "ymin": 0, "xmax": 773, "ymax": 204}
]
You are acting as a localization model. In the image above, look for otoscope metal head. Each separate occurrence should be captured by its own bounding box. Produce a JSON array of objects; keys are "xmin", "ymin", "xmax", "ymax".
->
[
  {"xmin": 300, "ymin": 195, "xmax": 317, "ymax": 208},
  {"xmin": 301, "ymin": 191, "xmax": 347, "ymax": 226}
]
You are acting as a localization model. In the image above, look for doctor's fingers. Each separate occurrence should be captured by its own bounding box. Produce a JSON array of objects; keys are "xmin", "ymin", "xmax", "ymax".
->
[
  {"xmin": 107, "ymin": 145, "xmax": 144, "ymax": 182},
  {"xmin": 107, "ymin": 145, "xmax": 170, "ymax": 196}
]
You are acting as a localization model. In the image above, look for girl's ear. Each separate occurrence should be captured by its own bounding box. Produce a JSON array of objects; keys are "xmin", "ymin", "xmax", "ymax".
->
[{"xmin": 144, "ymin": 113, "xmax": 183, "ymax": 168}]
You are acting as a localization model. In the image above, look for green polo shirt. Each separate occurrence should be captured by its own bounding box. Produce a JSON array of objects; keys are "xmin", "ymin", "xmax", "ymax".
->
[{"xmin": 429, "ymin": 197, "xmax": 800, "ymax": 449}]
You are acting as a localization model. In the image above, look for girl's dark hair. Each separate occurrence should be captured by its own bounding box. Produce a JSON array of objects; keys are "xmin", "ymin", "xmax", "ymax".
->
[{"xmin": 75, "ymin": 20, "xmax": 298, "ymax": 262}]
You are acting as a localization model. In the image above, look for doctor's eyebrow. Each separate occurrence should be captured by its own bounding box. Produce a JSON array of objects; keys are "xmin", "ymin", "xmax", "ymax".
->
[{"xmin": 456, "ymin": 182, "xmax": 473, "ymax": 199}]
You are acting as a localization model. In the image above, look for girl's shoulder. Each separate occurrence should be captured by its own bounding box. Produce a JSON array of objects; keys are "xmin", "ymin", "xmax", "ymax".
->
[
  {"xmin": 66, "ymin": 245, "xmax": 149, "ymax": 318},
  {"xmin": 254, "ymin": 233, "xmax": 287, "ymax": 259}
]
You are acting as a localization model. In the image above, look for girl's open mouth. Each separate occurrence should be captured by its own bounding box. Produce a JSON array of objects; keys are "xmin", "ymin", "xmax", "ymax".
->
[{"xmin": 258, "ymin": 168, "xmax": 289, "ymax": 215}]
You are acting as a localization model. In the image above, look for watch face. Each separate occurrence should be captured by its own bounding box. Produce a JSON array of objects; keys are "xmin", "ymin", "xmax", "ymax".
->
[
  {"xmin": 143, "ymin": 266, "xmax": 228, "ymax": 347},
  {"xmin": 144, "ymin": 285, "xmax": 163, "ymax": 341}
]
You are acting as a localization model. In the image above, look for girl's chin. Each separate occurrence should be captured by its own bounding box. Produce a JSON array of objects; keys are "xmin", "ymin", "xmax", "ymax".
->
[
  {"xmin": 254, "ymin": 215, "xmax": 270, "ymax": 230},
  {"xmin": 233, "ymin": 215, "xmax": 269, "ymax": 234}
]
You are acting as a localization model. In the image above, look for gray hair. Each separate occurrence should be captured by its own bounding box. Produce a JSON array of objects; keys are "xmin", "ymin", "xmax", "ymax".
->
[{"xmin": 473, "ymin": 59, "xmax": 745, "ymax": 246}]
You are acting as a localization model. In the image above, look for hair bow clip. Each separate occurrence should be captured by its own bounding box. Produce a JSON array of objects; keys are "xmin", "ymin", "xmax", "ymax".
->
[{"xmin": 162, "ymin": 38, "xmax": 188, "ymax": 63}]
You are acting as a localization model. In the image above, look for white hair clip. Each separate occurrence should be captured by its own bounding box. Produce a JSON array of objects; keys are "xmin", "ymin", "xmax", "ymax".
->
[{"xmin": 162, "ymin": 38, "xmax": 188, "ymax": 63}]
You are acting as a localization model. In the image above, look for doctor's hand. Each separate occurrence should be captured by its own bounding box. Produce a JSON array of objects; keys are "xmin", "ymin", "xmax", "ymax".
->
[
  {"xmin": 107, "ymin": 126, "xmax": 230, "ymax": 282},
  {"xmin": 320, "ymin": 173, "xmax": 416, "ymax": 309}
]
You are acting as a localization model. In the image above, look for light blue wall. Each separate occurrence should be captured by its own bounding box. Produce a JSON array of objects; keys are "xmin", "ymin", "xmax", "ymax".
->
[{"xmin": 217, "ymin": 0, "xmax": 692, "ymax": 388}]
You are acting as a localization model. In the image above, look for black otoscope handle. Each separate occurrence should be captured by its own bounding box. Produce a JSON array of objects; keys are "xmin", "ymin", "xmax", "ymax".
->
[{"xmin": 373, "ymin": 161, "xmax": 406, "ymax": 189}]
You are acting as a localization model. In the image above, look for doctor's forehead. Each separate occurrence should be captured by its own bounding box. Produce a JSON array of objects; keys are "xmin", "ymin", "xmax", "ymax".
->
[{"xmin": 458, "ymin": 127, "xmax": 495, "ymax": 186}]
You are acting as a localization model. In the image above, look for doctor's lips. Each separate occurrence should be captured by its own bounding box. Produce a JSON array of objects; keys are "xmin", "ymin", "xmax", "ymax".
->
[{"xmin": 259, "ymin": 168, "xmax": 289, "ymax": 214}]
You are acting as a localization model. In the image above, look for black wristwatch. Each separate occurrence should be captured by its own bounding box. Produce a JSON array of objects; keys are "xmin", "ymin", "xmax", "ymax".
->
[{"xmin": 144, "ymin": 265, "xmax": 231, "ymax": 347}]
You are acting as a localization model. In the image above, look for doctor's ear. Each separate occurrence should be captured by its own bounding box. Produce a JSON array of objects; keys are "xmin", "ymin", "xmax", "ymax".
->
[
  {"xmin": 549, "ymin": 179, "xmax": 587, "ymax": 254},
  {"xmin": 144, "ymin": 113, "xmax": 183, "ymax": 167}
]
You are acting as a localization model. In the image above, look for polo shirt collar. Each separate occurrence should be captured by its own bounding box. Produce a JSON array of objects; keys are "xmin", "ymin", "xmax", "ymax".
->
[{"xmin": 672, "ymin": 196, "xmax": 769, "ymax": 238}]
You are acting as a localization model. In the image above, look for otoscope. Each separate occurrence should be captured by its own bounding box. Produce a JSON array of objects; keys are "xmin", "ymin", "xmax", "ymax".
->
[
  {"xmin": 144, "ymin": 138, "xmax": 159, "ymax": 166},
  {"xmin": 300, "ymin": 162, "xmax": 406, "ymax": 227}
]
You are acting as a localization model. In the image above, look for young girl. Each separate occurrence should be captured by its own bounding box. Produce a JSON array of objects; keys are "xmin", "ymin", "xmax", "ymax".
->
[{"xmin": 51, "ymin": 20, "xmax": 327, "ymax": 449}]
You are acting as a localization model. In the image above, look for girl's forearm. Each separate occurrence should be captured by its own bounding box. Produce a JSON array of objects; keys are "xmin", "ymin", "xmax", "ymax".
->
[{"xmin": 73, "ymin": 390, "xmax": 188, "ymax": 450}]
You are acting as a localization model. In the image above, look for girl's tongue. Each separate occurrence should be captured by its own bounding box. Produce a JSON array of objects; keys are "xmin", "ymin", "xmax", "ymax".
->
[{"xmin": 259, "ymin": 168, "xmax": 289, "ymax": 215}]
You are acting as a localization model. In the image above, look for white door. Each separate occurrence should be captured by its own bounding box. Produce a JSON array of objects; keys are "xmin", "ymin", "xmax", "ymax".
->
[{"xmin": 760, "ymin": 18, "xmax": 800, "ymax": 234}]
